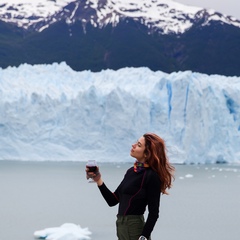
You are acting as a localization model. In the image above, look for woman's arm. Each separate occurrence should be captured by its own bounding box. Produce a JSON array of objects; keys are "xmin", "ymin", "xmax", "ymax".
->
[
  {"xmin": 141, "ymin": 171, "xmax": 161, "ymax": 238},
  {"xmin": 98, "ymin": 182, "xmax": 119, "ymax": 206},
  {"xmin": 86, "ymin": 166, "xmax": 120, "ymax": 206},
  {"xmin": 96, "ymin": 178, "xmax": 103, "ymax": 186}
]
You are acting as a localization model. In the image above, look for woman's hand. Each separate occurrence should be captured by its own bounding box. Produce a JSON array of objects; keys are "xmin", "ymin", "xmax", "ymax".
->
[{"xmin": 86, "ymin": 166, "xmax": 103, "ymax": 185}]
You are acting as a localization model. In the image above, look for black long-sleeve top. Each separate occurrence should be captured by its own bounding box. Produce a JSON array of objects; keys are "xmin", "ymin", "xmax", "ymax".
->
[{"xmin": 98, "ymin": 167, "xmax": 161, "ymax": 238}]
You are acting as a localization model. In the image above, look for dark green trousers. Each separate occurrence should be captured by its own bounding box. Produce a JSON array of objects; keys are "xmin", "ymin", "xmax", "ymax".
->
[{"xmin": 116, "ymin": 215, "xmax": 150, "ymax": 240}]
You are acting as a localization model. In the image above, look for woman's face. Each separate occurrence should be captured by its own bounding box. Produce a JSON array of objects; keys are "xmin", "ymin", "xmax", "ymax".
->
[{"xmin": 130, "ymin": 136, "xmax": 146, "ymax": 162}]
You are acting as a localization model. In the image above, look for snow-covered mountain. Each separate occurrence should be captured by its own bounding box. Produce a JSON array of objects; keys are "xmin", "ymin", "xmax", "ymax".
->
[
  {"xmin": 0, "ymin": 0, "xmax": 240, "ymax": 76},
  {"xmin": 0, "ymin": 0, "xmax": 240, "ymax": 34},
  {"xmin": 1, "ymin": 63, "xmax": 240, "ymax": 164}
]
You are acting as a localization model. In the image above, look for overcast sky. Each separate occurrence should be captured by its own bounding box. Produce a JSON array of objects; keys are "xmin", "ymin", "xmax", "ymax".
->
[{"xmin": 176, "ymin": 0, "xmax": 240, "ymax": 19}]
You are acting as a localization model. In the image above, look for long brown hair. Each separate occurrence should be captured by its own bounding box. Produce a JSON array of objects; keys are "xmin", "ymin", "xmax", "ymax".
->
[{"xmin": 143, "ymin": 133, "xmax": 175, "ymax": 194}]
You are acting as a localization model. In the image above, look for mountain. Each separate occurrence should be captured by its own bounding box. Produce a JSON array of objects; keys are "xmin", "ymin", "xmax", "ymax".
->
[{"xmin": 0, "ymin": 0, "xmax": 240, "ymax": 76}]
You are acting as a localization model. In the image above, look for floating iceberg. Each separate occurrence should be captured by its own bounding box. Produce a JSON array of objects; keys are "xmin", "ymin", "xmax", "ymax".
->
[{"xmin": 34, "ymin": 223, "xmax": 91, "ymax": 240}]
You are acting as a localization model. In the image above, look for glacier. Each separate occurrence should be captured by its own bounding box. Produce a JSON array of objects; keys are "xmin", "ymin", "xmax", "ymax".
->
[{"xmin": 0, "ymin": 62, "xmax": 240, "ymax": 164}]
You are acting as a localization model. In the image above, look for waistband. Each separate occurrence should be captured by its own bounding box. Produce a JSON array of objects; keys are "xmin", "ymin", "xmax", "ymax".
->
[{"xmin": 117, "ymin": 215, "xmax": 144, "ymax": 220}]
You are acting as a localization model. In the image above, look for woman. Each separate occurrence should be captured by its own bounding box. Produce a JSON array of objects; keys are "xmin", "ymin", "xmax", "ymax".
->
[{"xmin": 86, "ymin": 133, "xmax": 175, "ymax": 240}]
